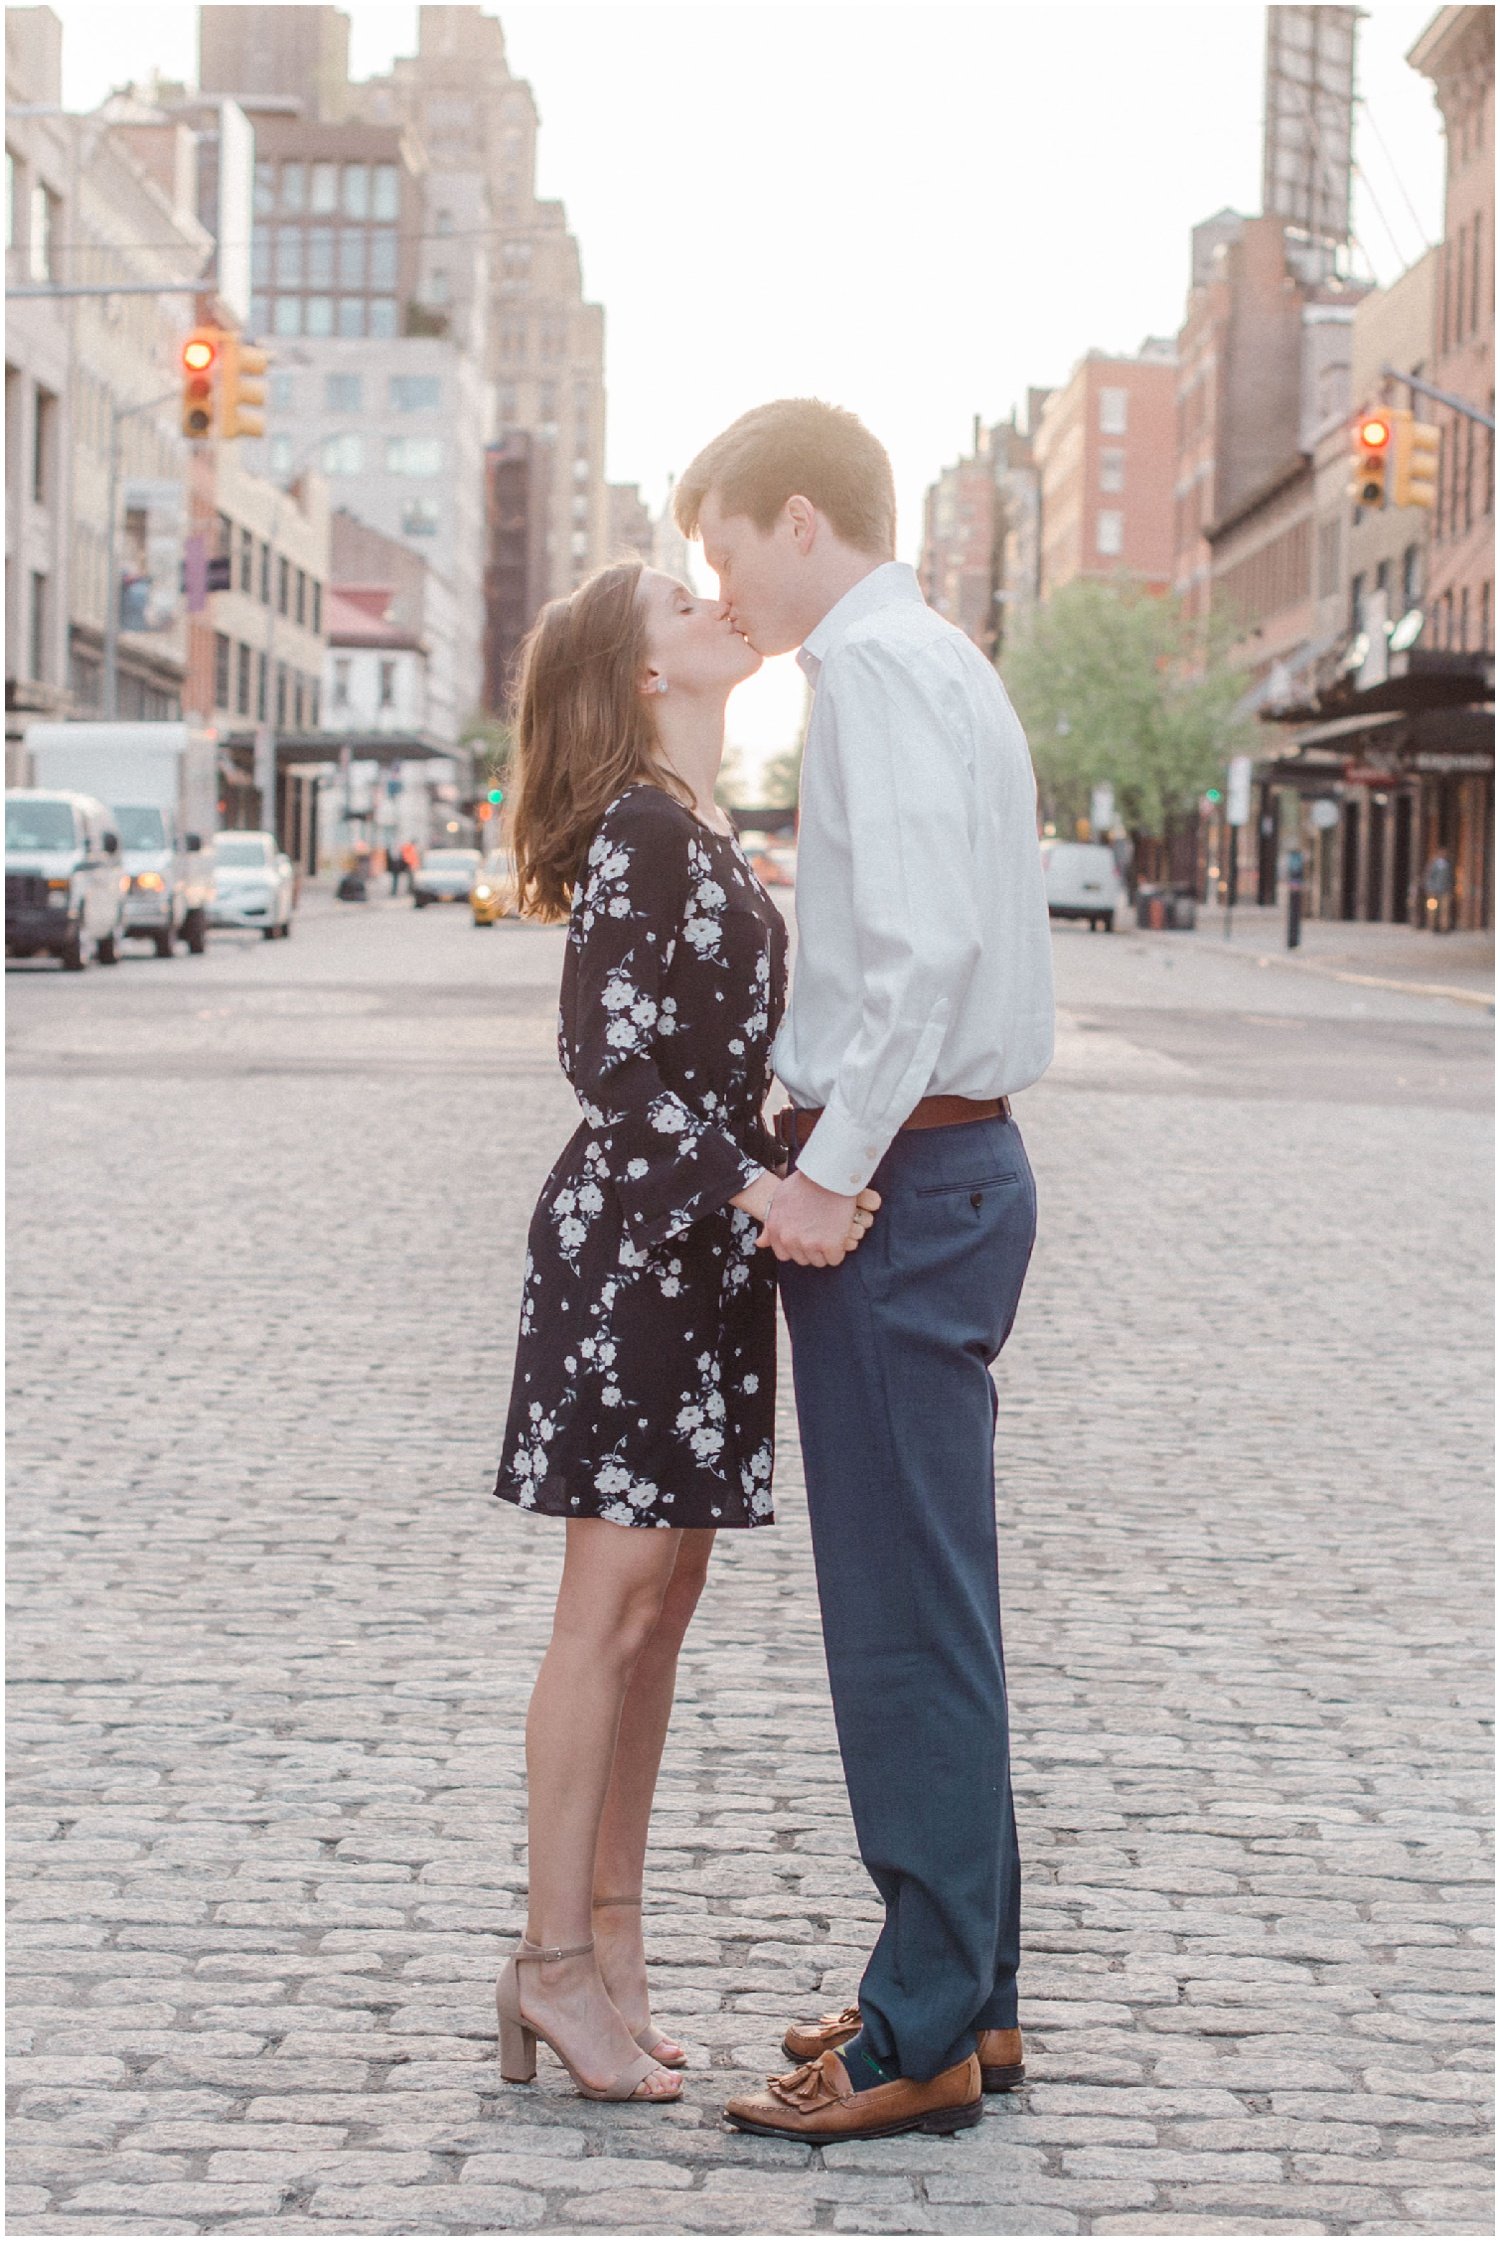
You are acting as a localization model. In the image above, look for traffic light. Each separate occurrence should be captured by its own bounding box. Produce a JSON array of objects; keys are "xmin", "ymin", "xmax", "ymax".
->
[
  {"xmin": 180, "ymin": 329, "xmax": 221, "ymax": 439},
  {"xmin": 219, "ymin": 332, "xmax": 268, "ymax": 440},
  {"xmin": 1350, "ymin": 409, "xmax": 1394, "ymax": 508},
  {"xmin": 487, "ymin": 785, "xmax": 505, "ymax": 806},
  {"xmin": 1392, "ymin": 412, "xmax": 1440, "ymax": 509}
]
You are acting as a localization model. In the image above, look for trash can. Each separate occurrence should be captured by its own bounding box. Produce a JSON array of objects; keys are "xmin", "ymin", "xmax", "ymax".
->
[
  {"xmin": 1135, "ymin": 885, "xmax": 1168, "ymax": 931},
  {"xmin": 1168, "ymin": 891, "xmax": 1197, "ymax": 931},
  {"xmin": 335, "ymin": 869, "xmax": 368, "ymax": 902}
]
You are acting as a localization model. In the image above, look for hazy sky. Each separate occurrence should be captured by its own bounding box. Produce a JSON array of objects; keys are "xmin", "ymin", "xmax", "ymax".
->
[{"xmin": 58, "ymin": 2, "xmax": 1448, "ymax": 765}]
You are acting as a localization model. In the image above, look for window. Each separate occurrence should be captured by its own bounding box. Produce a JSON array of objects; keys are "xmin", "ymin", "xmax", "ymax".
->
[
  {"xmin": 269, "ymin": 371, "xmax": 295, "ymax": 413},
  {"xmin": 390, "ymin": 375, "xmax": 441, "ymax": 412},
  {"xmin": 254, "ymin": 161, "xmax": 275, "ymax": 217},
  {"xmin": 308, "ymin": 680, "xmax": 320, "ymax": 728},
  {"xmin": 341, "ymin": 163, "xmax": 369, "ymax": 219},
  {"xmin": 295, "ymin": 569, "xmax": 307, "ymax": 627},
  {"xmin": 1472, "ymin": 213, "xmax": 1485, "ymax": 340},
  {"xmin": 436, "ymin": 207, "xmax": 454, "ymax": 236},
  {"xmin": 1096, "ymin": 509, "xmax": 1124, "ymax": 557},
  {"xmin": 401, "ymin": 498, "xmax": 439, "ymax": 536},
  {"xmin": 28, "ymin": 182, "xmax": 54, "ymax": 279},
  {"xmin": 369, "ymin": 230, "xmax": 398, "ymax": 289},
  {"xmin": 538, "ymin": 381, "xmax": 558, "ymax": 425},
  {"xmin": 236, "ymin": 640, "xmax": 252, "ymax": 714},
  {"xmin": 276, "ymin": 662, "xmax": 288, "ymax": 726},
  {"xmin": 309, "ymin": 162, "xmax": 337, "ymax": 215},
  {"xmin": 238, "ymin": 525, "xmax": 254, "ymax": 592},
  {"xmin": 5, "ymin": 150, "xmax": 15, "ymax": 249},
  {"xmin": 320, "ymin": 431, "xmax": 364, "ymax": 475},
  {"xmin": 572, "ymin": 494, "xmax": 589, "ymax": 524},
  {"xmin": 214, "ymin": 630, "xmax": 231, "ymax": 708},
  {"xmin": 273, "ymin": 297, "xmax": 302, "ymax": 337},
  {"xmin": 337, "ymin": 298, "xmax": 364, "ymax": 338},
  {"xmin": 426, "ymin": 268, "xmax": 450, "ymax": 305},
  {"xmin": 338, "ymin": 229, "xmax": 365, "ymax": 288},
  {"xmin": 1482, "ymin": 580, "xmax": 1492, "ymax": 651},
  {"xmin": 333, "ymin": 656, "xmax": 351, "ymax": 709},
  {"xmin": 541, "ymin": 321, "xmax": 566, "ymax": 361},
  {"xmin": 258, "ymin": 540, "xmax": 271, "ymax": 603},
  {"xmin": 293, "ymin": 675, "xmax": 305, "ymax": 728},
  {"xmin": 274, "ymin": 230, "xmax": 303, "ymax": 287},
  {"xmin": 307, "ymin": 226, "xmax": 334, "ymax": 286},
  {"xmin": 305, "ymin": 297, "xmax": 333, "ymax": 336},
  {"xmin": 379, "ymin": 658, "xmax": 396, "ymax": 708},
  {"xmin": 250, "ymin": 295, "xmax": 270, "ymax": 335},
  {"xmin": 1401, "ymin": 543, "xmax": 1420, "ymax": 612},
  {"xmin": 29, "ymin": 570, "xmax": 47, "ymax": 681},
  {"xmin": 368, "ymin": 299, "xmax": 397, "ymax": 338},
  {"xmin": 256, "ymin": 648, "xmax": 267, "ymax": 719},
  {"xmin": 269, "ymin": 434, "xmax": 294, "ymax": 478},
  {"xmin": 325, "ymin": 372, "xmax": 362, "ymax": 413},
  {"xmin": 372, "ymin": 163, "xmax": 400, "ymax": 220},
  {"xmin": 571, "ymin": 530, "xmax": 588, "ymax": 558},
  {"xmin": 1099, "ymin": 387, "xmax": 1128, "ymax": 435},
  {"xmin": 1350, "ymin": 570, "xmax": 1366, "ymax": 632},
  {"xmin": 1459, "ymin": 587, "xmax": 1470, "ymax": 649},
  {"xmin": 386, "ymin": 435, "xmax": 442, "ymax": 475},
  {"xmin": 277, "ymin": 555, "xmax": 290, "ymax": 617},
  {"xmin": 1099, "ymin": 447, "xmax": 1125, "ymax": 494},
  {"xmin": 498, "ymin": 384, "xmax": 518, "ymax": 423},
  {"xmin": 501, "ymin": 323, "xmax": 526, "ymax": 362},
  {"xmin": 32, "ymin": 383, "xmax": 55, "ymax": 504},
  {"xmin": 251, "ymin": 230, "xmax": 271, "ymax": 285}
]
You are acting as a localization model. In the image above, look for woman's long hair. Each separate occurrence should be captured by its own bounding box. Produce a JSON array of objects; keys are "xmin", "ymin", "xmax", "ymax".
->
[{"xmin": 510, "ymin": 562, "xmax": 692, "ymax": 921}]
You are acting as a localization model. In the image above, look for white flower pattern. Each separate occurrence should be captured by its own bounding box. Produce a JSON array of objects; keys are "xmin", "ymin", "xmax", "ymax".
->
[{"xmin": 496, "ymin": 784, "xmax": 788, "ymax": 1530}]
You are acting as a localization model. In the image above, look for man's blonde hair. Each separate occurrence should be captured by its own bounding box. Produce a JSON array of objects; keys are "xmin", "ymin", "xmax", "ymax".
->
[{"xmin": 674, "ymin": 399, "xmax": 896, "ymax": 557}]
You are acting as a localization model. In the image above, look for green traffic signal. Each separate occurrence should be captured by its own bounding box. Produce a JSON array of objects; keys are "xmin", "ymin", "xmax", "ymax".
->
[
  {"xmin": 1205, "ymin": 787, "xmax": 1223, "ymax": 803},
  {"xmin": 487, "ymin": 786, "xmax": 505, "ymax": 804}
]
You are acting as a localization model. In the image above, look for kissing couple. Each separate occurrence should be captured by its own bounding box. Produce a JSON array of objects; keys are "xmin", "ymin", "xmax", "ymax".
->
[{"xmin": 491, "ymin": 398, "xmax": 1055, "ymax": 2141}]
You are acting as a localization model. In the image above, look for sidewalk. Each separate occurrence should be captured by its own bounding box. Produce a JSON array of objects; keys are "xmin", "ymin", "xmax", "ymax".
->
[{"xmin": 1152, "ymin": 901, "xmax": 1496, "ymax": 1012}]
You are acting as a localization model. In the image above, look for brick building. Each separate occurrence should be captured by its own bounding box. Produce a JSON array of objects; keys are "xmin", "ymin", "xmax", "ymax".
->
[{"xmin": 1034, "ymin": 343, "xmax": 1176, "ymax": 602}]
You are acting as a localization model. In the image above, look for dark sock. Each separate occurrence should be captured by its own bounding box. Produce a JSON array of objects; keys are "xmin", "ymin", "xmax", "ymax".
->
[{"xmin": 838, "ymin": 2033, "xmax": 894, "ymax": 2093}]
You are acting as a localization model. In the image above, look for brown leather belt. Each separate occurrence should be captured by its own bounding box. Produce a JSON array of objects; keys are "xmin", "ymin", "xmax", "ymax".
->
[{"xmin": 774, "ymin": 1093, "xmax": 1010, "ymax": 1162}]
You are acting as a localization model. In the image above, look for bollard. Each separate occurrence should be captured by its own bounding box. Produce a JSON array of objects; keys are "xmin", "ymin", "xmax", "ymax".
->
[{"xmin": 1285, "ymin": 848, "xmax": 1305, "ymax": 950}]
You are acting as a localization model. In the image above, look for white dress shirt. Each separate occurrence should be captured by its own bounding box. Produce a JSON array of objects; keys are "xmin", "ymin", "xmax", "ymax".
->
[{"xmin": 773, "ymin": 562, "xmax": 1055, "ymax": 1196}]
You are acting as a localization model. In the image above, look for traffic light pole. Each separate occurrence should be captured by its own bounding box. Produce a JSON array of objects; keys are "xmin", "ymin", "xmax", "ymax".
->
[
  {"xmin": 1380, "ymin": 365, "xmax": 1496, "ymax": 431},
  {"xmin": 102, "ymin": 387, "xmax": 178, "ymax": 720}
]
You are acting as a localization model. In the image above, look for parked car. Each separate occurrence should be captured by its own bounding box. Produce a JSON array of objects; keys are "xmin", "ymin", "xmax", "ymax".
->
[
  {"xmin": 1040, "ymin": 839, "xmax": 1125, "ymax": 931},
  {"xmin": 470, "ymin": 847, "xmax": 518, "ymax": 925},
  {"xmin": 413, "ymin": 848, "xmax": 481, "ymax": 907},
  {"xmin": 25, "ymin": 722, "xmax": 216, "ymax": 957},
  {"xmin": 5, "ymin": 788, "xmax": 126, "ymax": 969},
  {"xmin": 209, "ymin": 831, "xmax": 296, "ymax": 938}
]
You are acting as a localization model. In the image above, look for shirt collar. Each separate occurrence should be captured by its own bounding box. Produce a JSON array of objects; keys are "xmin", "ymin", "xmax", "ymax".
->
[{"xmin": 797, "ymin": 561, "xmax": 925, "ymax": 682}]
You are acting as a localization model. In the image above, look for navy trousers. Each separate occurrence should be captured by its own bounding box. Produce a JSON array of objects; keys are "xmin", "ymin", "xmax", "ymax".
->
[{"xmin": 778, "ymin": 1113, "xmax": 1036, "ymax": 2084}]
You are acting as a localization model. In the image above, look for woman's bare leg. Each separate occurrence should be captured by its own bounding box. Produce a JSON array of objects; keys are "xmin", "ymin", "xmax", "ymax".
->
[
  {"xmin": 592, "ymin": 1530, "xmax": 716, "ymax": 2047},
  {"xmin": 517, "ymin": 1517, "xmax": 684, "ymax": 2094}
]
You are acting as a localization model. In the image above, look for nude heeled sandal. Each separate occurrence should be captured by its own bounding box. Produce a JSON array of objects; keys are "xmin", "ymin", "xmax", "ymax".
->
[
  {"xmin": 593, "ymin": 1893, "xmax": 689, "ymax": 2069},
  {"xmin": 495, "ymin": 1936, "xmax": 681, "ymax": 2102}
]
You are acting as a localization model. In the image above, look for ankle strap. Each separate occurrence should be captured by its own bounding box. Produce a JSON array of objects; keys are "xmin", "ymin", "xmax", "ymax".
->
[
  {"xmin": 515, "ymin": 1936, "xmax": 595, "ymax": 1963},
  {"xmin": 592, "ymin": 1894, "xmax": 642, "ymax": 1910}
]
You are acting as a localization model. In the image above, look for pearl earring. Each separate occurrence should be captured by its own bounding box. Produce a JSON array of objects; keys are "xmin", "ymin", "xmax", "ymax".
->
[{"xmin": 652, "ymin": 677, "xmax": 668, "ymax": 695}]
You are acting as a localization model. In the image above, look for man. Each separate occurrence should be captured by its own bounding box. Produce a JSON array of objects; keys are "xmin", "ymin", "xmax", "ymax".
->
[{"xmin": 673, "ymin": 400, "xmax": 1054, "ymax": 2143}]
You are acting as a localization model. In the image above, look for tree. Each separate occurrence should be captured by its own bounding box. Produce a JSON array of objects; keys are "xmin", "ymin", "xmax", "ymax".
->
[{"xmin": 1000, "ymin": 580, "xmax": 1255, "ymax": 836}]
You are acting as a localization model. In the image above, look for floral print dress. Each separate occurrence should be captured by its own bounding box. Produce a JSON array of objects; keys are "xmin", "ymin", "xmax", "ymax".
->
[{"xmin": 495, "ymin": 783, "xmax": 789, "ymax": 1530}]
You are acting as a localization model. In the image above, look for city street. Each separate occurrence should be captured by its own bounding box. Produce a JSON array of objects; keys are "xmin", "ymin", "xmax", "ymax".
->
[{"xmin": 8, "ymin": 888, "xmax": 1494, "ymax": 2238}]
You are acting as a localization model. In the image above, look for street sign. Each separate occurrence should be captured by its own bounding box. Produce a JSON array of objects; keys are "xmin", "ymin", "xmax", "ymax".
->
[{"xmin": 1225, "ymin": 755, "xmax": 1253, "ymax": 826}]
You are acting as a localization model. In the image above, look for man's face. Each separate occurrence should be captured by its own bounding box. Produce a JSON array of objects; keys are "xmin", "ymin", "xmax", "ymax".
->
[{"xmin": 697, "ymin": 491, "xmax": 809, "ymax": 659}]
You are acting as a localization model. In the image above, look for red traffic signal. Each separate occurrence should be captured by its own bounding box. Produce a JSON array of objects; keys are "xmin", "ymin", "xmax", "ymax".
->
[
  {"xmin": 180, "ymin": 328, "xmax": 222, "ymax": 439},
  {"xmin": 1358, "ymin": 414, "xmax": 1392, "ymax": 450}
]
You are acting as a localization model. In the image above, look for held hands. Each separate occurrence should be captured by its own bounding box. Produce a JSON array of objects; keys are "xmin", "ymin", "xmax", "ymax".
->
[{"xmin": 757, "ymin": 1170, "xmax": 882, "ymax": 1268}]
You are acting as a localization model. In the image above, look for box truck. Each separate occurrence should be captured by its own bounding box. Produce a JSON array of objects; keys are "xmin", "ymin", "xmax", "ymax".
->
[{"xmin": 24, "ymin": 723, "xmax": 218, "ymax": 956}]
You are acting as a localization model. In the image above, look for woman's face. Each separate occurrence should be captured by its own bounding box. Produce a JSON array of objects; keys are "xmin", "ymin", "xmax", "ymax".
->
[{"xmin": 637, "ymin": 569, "xmax": 761, "ymax": 698}]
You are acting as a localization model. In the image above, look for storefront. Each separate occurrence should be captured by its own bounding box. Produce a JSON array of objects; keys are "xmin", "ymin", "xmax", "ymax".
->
[{"xmin": 1255, "ymin": 649, "xmax": 1494, "ymax": 930}]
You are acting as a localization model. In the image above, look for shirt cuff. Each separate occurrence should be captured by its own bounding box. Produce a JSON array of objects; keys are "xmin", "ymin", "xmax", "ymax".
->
[{"xmin": 794, "ymin": 1098, "xmax": 889, "ymax": 1197}]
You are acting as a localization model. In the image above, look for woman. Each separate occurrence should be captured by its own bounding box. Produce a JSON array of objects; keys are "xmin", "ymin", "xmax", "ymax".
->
[{"xmin": 493, "ymin": 561, "xmax": 876, "ymax": 2105}]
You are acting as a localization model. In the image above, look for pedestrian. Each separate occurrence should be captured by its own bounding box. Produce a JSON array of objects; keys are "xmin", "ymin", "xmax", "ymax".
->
[
  {"xmin": 673, "ymin": 399, "xmax": 1055, "ymax": 2143},
  {"xmin": 1423, "ymin": 847, "xmax": 1454, "ymax": 932},
  {"xmin": 491, "ymin": 560, "xmax": 879, "ymax": 2105},
  {"xmin": 388, "ymin": 843, "xmax": 404, "ymax": 896}
]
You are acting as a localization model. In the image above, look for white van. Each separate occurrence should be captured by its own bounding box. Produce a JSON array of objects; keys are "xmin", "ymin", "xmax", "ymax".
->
[
  {"xmin": 5, "ymin": 789, "xmax": 127, "ymax": 969},
  {"xmin": 1041, "ymin": 840, "xmax": 1125, "ymax": 932}
]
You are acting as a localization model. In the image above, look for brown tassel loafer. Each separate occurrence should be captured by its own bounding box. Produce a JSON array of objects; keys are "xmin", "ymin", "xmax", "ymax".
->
[
  {"xmin": 781, "ymin": 2006, "xmax": 1025, "ymax": 2093},
  {"xmin": 725, "ymin": 2048, "xmax": 984, "ymax": 2143}
]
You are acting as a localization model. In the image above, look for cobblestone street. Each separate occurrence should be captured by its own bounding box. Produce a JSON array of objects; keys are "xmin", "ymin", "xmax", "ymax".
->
[{"xmin": 7, "ymin": 889, "xmax": 1494, "ymax": 2238}]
